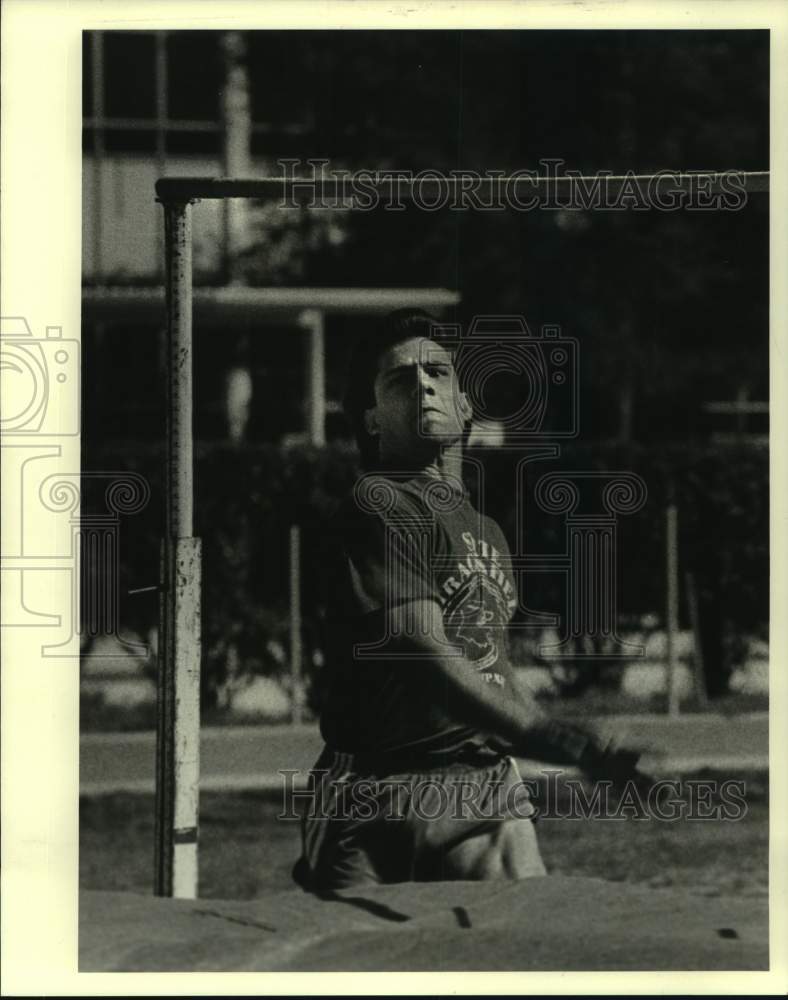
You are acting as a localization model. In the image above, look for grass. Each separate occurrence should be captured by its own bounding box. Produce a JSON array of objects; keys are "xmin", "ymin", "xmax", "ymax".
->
[
  {"xmin": 80, "ymin": 770, "xmax": 768, "ymax": 901},
  {"xmin": 552, "ymin": 689, "xmax": 768, "ymax": 718}
]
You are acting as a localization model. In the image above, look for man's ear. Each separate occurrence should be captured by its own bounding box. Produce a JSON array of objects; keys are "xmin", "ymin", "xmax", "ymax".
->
[
  {"xmin": 363, "ymin": 407, "xmax": 380, "ymax": 437},
  {"xmin": 457, "ymin": 390, "xmax": 473, "ymax": 425}
]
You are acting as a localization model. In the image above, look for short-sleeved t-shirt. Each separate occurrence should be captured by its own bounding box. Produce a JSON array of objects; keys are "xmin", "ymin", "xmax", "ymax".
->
[{"xmin": 319, "ymin": 473, "xmax": 519, "ymax": 764}]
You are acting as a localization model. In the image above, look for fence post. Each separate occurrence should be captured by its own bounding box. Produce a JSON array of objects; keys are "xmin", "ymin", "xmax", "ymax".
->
[
  {"xmin": 665, "ymin": 498, "xmax": 680, "ymax": 717},
  {"xmin": 289, "ymin": 524, "xmax": 303, "ymax": 724},
  {"xmin": 685, "ymin": 570, "xmax": 709, "ymax": 708}
]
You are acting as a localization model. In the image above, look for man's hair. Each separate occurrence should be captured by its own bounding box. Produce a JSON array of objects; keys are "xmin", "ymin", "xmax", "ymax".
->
[{"xmin": 344, "ymin": 308, "xmax": 444, "ymax": 470}]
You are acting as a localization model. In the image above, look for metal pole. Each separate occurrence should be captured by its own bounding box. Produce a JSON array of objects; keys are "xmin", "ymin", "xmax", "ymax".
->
[
  {"xmin": 165, "ymin": 202, "xmax": 195, "ymax": 538},
  {"xmin": 154, "ymin": 171, "xmax": 771, "ymax": 204},
  {"xmin": 289, "ymin": 524, "xmax": 303, "ymax": 724},
  {"xmin": 665, "ymin": 502, "xmax": 680, "ymax": 717},
  {"xmin": 685, "ymin": 570, "xmax": 709, "ymax": 709},
  {"xmin": 301, "ymin": 308, "xmax": 325, "ymax": 447},
  {"xmin": 155, "ymin": 199, "xmax": 201, "ymax": 898}
]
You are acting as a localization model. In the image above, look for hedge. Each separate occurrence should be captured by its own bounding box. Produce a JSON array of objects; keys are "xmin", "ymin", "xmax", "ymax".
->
[{"xmin": 85, "ymin": 437, "xmax": 768, "ymax": 704}]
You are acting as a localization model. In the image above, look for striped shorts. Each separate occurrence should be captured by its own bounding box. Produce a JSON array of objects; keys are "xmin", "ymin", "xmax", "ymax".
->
[{"xmin": 294, "ymin": 747, "xmax": 545, "ymax": 891}]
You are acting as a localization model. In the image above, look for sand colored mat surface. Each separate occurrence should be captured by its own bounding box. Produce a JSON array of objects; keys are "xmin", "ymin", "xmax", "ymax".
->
[{"xmin": 80, "ymin": 876, "xmax": 767, "ymax": 972}]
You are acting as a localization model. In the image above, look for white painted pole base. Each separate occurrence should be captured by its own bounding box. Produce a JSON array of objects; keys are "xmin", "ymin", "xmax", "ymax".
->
[{"xmin": 155, "ymin": 537, "xmax": 201, "ymax": 898}]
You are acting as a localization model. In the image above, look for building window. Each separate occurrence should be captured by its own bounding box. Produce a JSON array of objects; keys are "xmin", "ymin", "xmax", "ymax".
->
[
  {"xmin": 104, "ymin": 33, "xmax": 157, "ymax": 120},
  {"xmin": 167, "ymin": 32, "xmax": 221, "ymax": 122},
  {"xmin": 83, "ymin": 31, "xmax": 222, "ymax": 156}
]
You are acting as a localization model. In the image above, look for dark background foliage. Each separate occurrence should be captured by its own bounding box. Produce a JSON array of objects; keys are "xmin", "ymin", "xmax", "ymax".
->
[
  {"xmin": 83, "ymin": 29, "xmax": 769, "ymax": 706},
  {"xmin": 90, "ymin": 437, "xmax": 768, "ymax": 704}
]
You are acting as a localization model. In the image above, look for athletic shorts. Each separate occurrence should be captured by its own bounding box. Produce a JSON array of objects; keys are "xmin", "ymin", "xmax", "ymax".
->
[{"xmin": 293, "ymin": 749, "xmax": 545, "ymax": 891}]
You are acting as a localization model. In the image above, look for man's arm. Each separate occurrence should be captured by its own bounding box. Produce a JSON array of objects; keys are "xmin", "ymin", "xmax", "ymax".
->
[
  {"xmin": 387, "ymin": 599, "xmax": 546, "ymax": 745},
  {"xmin": 343, "ymin": 498, "xmax": 645, "ymax": 782},
  {"xmin": 388, "ymin": 599, "xmax": 645, "ymax": 781}
]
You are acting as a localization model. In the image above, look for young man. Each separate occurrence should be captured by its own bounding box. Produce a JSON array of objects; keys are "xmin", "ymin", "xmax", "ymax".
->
[{"xmin": 294, "ymin": 309, "xmax": 644, "ymax": 891}]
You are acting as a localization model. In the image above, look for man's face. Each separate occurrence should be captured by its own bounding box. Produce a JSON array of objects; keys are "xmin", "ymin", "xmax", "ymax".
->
[{"xmin": 365, "ymin": 336, "xmax": 471, "ymax": 462}]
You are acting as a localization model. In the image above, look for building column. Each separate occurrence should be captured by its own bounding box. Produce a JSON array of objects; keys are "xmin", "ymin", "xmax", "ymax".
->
[
  {"xmin": 220, "ymin": 32, "xmax": 254, "ymax": 446},
  {"xmin": 300, "ymin": 308, "xmax": 325, "ymax": 447}
]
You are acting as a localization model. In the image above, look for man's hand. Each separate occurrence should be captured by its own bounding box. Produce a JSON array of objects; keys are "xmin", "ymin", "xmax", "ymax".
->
[
  {"xmin": 526, "ymin": 718, "xmax": 656, "ymax": 794},
  {"xmin": 580, "ymin": 737, "xmax": 645, "ymax": 788},
  {"xmin": 385, "ymin": 601, "xmax": 659, "ymax": 803}
]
